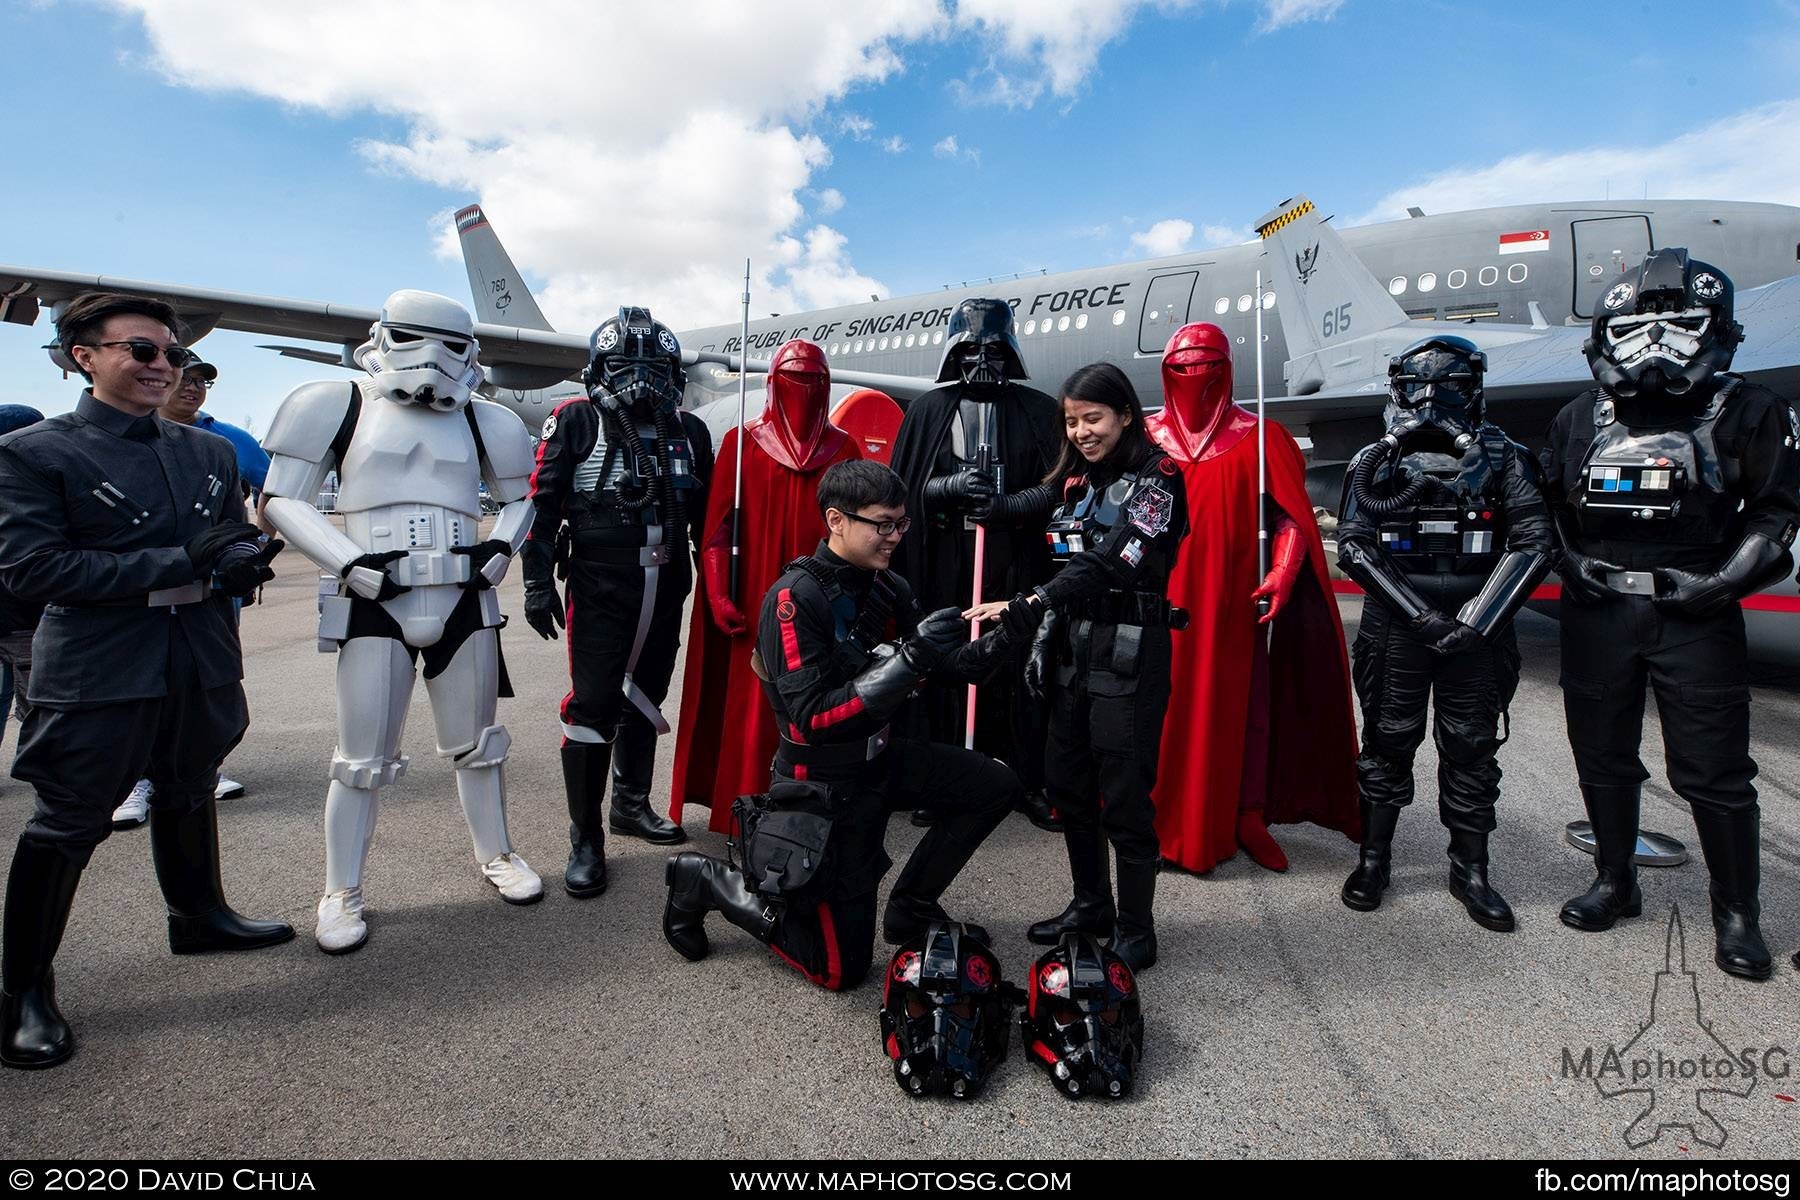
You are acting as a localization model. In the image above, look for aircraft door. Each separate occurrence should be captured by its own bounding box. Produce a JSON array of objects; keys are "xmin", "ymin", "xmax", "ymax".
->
[
  {"xmin": 1571, "ymin": 216, "xmax": 1652, "ymax": 318},
  {"xmin": 1138, "ymin": 272, "xmax": 1198, "ymax": 354}
]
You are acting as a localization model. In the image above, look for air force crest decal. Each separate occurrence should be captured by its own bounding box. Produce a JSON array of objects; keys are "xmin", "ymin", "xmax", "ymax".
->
[
  {"xmin": 1126, "ymin": 482, "xmax": 1174, "ymax": 538},
  {"xmin": 1295, "ymin": 241, "xmax": 1320, "ymax": 286}
]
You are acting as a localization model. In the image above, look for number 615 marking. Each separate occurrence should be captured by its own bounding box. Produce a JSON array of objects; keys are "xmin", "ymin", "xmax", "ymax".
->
[{"xmin": 1322, "ymin": 302, "xmax": 1353, "ymax": 338}]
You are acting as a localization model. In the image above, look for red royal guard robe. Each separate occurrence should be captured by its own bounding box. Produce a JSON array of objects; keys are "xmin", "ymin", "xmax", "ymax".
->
[{"xmin": 671, "ymin": 343, "xmax": 861, "ymax": 833}]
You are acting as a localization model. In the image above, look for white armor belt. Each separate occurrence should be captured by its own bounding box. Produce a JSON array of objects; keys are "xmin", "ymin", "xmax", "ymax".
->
[{"xmin": 389, "ymin": 550, "xmax": 474, "ymax": 587}]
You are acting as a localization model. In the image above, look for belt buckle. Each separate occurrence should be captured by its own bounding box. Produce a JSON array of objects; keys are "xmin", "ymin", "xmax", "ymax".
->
[
  {"xmin": 866, "ymin": 726, "xmax": 889, "ymax": 759},
  {"xmin": 641, "ymin": 544, "xmax": 671, "ymax": 567}
]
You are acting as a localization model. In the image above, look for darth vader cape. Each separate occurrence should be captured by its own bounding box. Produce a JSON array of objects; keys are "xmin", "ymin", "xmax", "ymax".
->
[
  {"xmin": 670, "ymin": 426, "xmax": 861, "ymax": 833},
  {"xmin": 1152, "ymin": 422, "xmax": 1362, "ymax": 871}
]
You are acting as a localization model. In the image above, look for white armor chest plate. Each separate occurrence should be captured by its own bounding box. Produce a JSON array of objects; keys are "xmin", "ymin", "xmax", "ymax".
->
[{"xmin": 337, "ymin": 398, "xmax": 483, "ymax": 515}]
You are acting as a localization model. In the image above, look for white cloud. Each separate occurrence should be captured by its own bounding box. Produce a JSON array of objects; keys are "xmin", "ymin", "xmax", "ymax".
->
[
  {"xmin": 933, "ymin": 133, "xmax": 981, "ymax": 163},
  {"xmin": 838, "ymin": 112, "xmax": 876, "ymax": 140},
  {"xmin": 1199, "ymin": 222, "xmax": 1253, "ymax": 247},
  {"xmin": 1129, "ymin": 218, "xmax": 1194, "ymax": 256},
  {"xmin": 1256, "ymin": 0, "xmax": 1344, "ymax": 34},
  {"xmin": 950, "ymin": 0, "xmax": 1199, "ymax": 102},
  {"xmin": 1349, "ymin": 99, "xmax": 1800, "ymax": 227},
  {"xmin": 111, "ymin": 0, "xmax": 947, "ymax": 329},
  {"xmin": 880, "ymin": 135, "xmax": 909, "ymax": 153},
  {"xmin": 815, "ymin": 187, "xmax": 846, "ymax": 215}
]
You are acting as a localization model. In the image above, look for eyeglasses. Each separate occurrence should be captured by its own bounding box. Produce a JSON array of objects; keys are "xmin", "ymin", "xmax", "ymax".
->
[
  {"xmin": 85, "ymin": 340, "xmax": 198, "ymax": 369},
  {"xmin": 179, "ymin": 373, "xmax": 215, "ymax": 390},
  {"xmin": 839, "ymin": 510, "xmax": 912, "ymax": 537}
]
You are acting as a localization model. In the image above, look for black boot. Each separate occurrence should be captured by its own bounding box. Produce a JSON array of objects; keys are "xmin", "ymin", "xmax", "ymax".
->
[
  {"xmin": 561, "ymin": 742, "xmax": 610, "ymax": 898},
  {"xmin": 662, "ymin": 852, "xmax": 779, "ymax": 962},
  {"xmin": 1691, "ymin": 808, "xmax": 1773, "ymax": 981},
  {"xmin": 1560, "ymin": 784, "xmax": 1644, "ymax": 931},
  {"xmin": 2, "ymin": 838, "xmax": 83, "ymax": 1069},
  {"xmin": 1015, "ymin": 790, "xmax": 1064, "ymax": 832},
  {"xmin": 1028, "ymin": 820, "xmax": 1114, "ymax": 945},
  {"xmin": 1341, "ymin": 802, "xmax": 1399, "ymax": 912},
  {"xmin": 150, "ymin": 800, "xmax": 294, "ymax": 955},
  {"xmin": 1108, "ymin": 854, "xmax": 1159, "ymax": 971},
  {"xmin": 608, "ymin": 720, "xmax": 686, "ymax": 844},
  {"xmin": 1447, "ymin": 828, "xmax": 1514, "ymax": 932},
  {"xmin": 883, "ymin": 797, "xmax": 1004, "ymax": 945}
]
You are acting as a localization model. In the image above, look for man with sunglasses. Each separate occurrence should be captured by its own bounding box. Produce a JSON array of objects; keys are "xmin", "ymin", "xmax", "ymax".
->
[
  {"xmin": 662, "ymin": 460, "xmax": 1026, "ymax": 991},
  {"xmin": 114, "ymin": 358, "xmax": 274, "ymax": 825},
  {"xmin": 0, "ymin": 292, "xmax": 290, "ymax": 1070},
  {"xmin": 1544, "ymin": 250, "xmax": 1800, "ymax": 981}
]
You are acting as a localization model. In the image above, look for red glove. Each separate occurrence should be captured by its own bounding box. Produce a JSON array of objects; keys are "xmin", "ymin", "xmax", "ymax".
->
[
  {"xmin": 1250, "ymin": 517, "xmax": 1307, "ymax": 626},
  {"xmin": 701, "ymin": 545, "xmax": 748, "ymax": 637}
]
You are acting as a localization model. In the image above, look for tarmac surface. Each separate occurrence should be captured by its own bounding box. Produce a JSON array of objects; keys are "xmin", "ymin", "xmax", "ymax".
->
[{"xmin": 3, "ymin": 538, "xmax": 1799, "ymax": 1160}]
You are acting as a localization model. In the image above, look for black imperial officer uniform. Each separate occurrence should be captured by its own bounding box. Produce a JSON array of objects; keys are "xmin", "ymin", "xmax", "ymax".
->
[
  {"xmin": 1546, "ymin": 249, "xmax": 1799, "ymax": 981},
  {"xmin": 1016, "ymin": 364, "xmax": 1189, "ymax": 972},
  {"xmin": 662, "ymin": 461, "xmax": 1021, "ymax": 992},
  {"xmin": 890, "ymin": 298, "xmax": 1062, "ymax": 830},
  {"xmin": 0, "ymin": 293, "xmax": 289, "ymax": 1070},
  {"xmin": 1336, "ymin": 336, "xmax": 1553, "ymax": 932},
  {"xmin": 522, "ymin": 307, "xmax": 714, "ymax": 897}
]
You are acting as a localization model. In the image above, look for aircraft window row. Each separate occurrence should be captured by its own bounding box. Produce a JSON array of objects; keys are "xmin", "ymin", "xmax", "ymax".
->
[
  {"xmin": 1391, "ymin": 263, "xmax": 1528, "ymax": 297},
  {"xmin": 1211, "ymin": 293, "xmax": 1278, "ymax": 316},
  {"xmin": 826, "ymin": 329, "xmax": 949, "ymax": 357}
]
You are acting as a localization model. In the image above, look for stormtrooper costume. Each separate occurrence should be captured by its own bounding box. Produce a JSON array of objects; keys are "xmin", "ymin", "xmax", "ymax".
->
[{"xmin": 262, "ymin": 290, "xmax": 542, "ymax": 954}]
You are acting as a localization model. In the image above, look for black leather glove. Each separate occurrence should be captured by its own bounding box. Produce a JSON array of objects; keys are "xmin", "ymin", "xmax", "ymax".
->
[
  {"xmin": 1025, "ymin": 609, "xmax": 1060, "ymax": 703},
  {"xmin": 1409, "ymin": 609, "xmax": 1460, "ymax": 645},
  {"xmin": 998, "ymin": 594, "xmax": 1043, "ymax": 644},
  {"xmin": 923, "ymin": 468, "xmax": 997, "ymax": 517},
  {"xmin": 901, "ymin": 606, "xmax": 968, "ymax": 674},
  {"xmin": 341, "ymin": 550, "xmax": 412, "ymax": 603},
  {"xmin": 524, "ymin": 582, "xmax": 565, "ymax": 641},
  {"xmin": 1429, "ymin": 620, "xmax": 1483, "ymax": 658},
  {"xmin": 184, "ymin": 521, "xmax": 265, "ymax": 576},
  {"xmin": 451, "ymin": 539, "xmax": 511, "ymax": 590},
  {"xmin": 213, "ymin": 538, "xmax": 284, "ymax": 599},
  {"xmin": 1559, "ymin": 548, "xmax": 1626, "ymax": 606},
  {"xmin": 1652, "ymin": 533, "xmax": 1793, "ymax": 617},
  {"xmin": 1651, "ymin": 566, "xmax": 1732, "ymax": 616}
]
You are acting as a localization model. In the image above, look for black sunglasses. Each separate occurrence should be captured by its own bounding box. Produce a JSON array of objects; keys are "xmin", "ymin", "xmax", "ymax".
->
[
  {"xmin": 87, "ymin": 340, "xmax": 198, "ymax": 369},
  {"xmin": 839, "ymin": 510, "xmax": 912, "ymax": 537}
]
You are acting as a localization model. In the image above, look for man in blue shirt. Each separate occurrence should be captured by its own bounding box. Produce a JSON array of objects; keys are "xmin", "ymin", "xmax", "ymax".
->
[
  {"xmin": 159, "ymin": 359, "xmax": 268, "ymax": 493},
  {"xmin": 115, "ymin": 360, "xmax": 270, "ymax": 826}
]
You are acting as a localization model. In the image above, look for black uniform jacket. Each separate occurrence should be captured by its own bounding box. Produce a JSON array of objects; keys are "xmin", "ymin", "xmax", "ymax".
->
[
  {"xmin": 756, "ymin": 543, "xmax": 1013, "ymax": 761},
  {"xmin": 0, "ymin": 391, "xmax": 242, "ymax": 707}
]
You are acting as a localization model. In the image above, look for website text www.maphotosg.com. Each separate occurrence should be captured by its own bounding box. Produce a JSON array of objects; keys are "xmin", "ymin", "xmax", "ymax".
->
[{"xmin": 729, "ymin": 1171, "xmax": 1072, "ymax": 1193}]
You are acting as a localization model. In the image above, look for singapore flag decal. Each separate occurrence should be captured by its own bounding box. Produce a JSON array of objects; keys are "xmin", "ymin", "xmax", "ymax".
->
[{"xmin": 1498, "ymin": 229, "xmax": 1551, "ymax": 255}]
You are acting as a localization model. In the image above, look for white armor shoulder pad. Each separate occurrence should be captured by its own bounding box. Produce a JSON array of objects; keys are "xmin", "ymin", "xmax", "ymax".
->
[
  {"xmin": 265, "ymin": 380, "xmax": 358, "ymax": 465},
  {"xmin": 469, "ymin": 399, "xmax": 537, "ymax": 483}
]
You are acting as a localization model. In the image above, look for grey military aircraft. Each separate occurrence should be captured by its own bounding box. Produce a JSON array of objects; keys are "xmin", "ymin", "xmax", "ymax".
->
[
  {"xmin": 3, "ymin": 192, "xmax": 1799, "ymax": 654},
  {"xmin": 5, "ymin": 194, "xmax": 1798, "ymax": 468}
]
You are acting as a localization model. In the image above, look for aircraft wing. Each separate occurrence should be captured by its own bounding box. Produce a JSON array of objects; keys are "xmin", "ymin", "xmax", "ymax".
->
[{"xmin": 0, "ymin": 264, "xmax": 591, "ymax": 377}]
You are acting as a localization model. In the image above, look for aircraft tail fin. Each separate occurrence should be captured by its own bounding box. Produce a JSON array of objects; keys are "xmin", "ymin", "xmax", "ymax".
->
[
  {"xmin": 1255, "ymin": 195, "xmax": 1411, "ymax": 393},
  {"xmin": 455, "ymin": 205, "xmax": 554, "ymax": 331}
]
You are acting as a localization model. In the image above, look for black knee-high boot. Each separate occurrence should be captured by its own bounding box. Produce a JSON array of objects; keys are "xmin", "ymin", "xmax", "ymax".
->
[
  {"xmin": 662, "ymin": 852, "xmax": 779, "ymax": 962},
  {"xmin": 1560, "ymin": 783, "xmax": 1644, "ymax": 931},
  {"xmin": 1342, "ymin": 801, "xmax": 1400, "ymax": 911},
  {"xmin": 1691, "ymin": 808, "xmax": 1773, "ymax": 981},
  {"xmin": 1027, "ymin": 819, "xmax": 1114, "ymax": 945},
  {"xmin": 150, "ymin": 800, "xmax": 294, "ymax": 954},
  {"xmin": 562, "ymin": 742, "xmax": 610, "ymax": 898},
  {"xmin": 2, "ymin": 839, "xmax": 83, "ymax": 1069}
]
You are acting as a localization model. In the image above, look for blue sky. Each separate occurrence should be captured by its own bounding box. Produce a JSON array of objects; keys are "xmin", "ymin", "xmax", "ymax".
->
[{"xmin": 4, "ymin": 0, "xmax": 1800, "ymax": 433}]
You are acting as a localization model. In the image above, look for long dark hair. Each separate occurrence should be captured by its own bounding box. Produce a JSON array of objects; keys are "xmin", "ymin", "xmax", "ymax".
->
[{"xmin": 1043, "ymin": 361, "xmax": 1156, "ymax": 484}]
